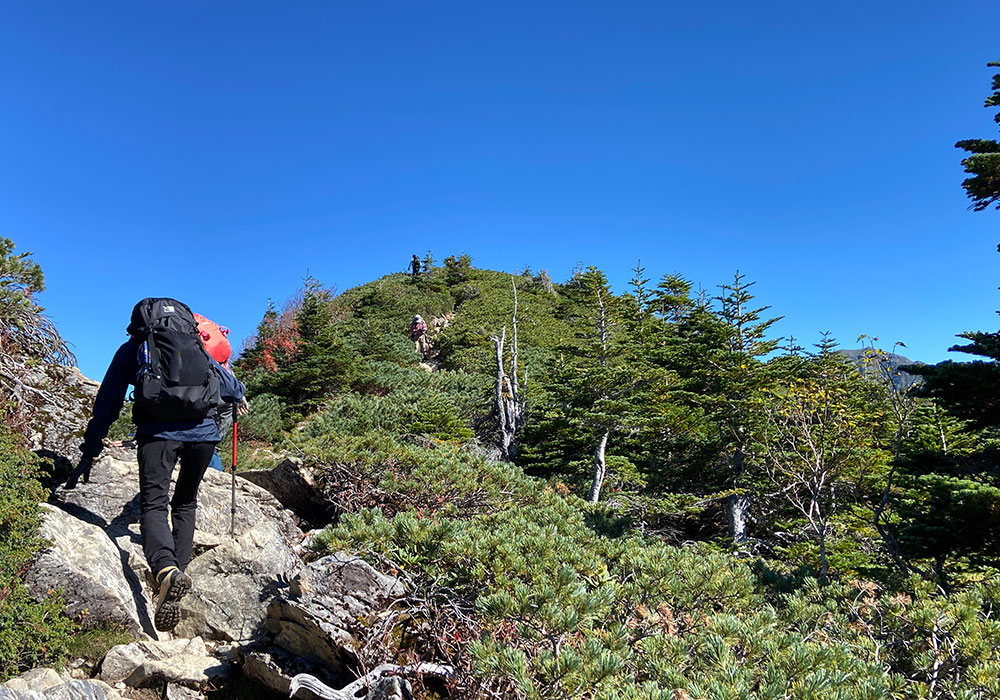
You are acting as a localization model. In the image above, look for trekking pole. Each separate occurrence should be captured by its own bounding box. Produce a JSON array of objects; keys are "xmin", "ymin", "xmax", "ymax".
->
[{"xmin": 230, "ymin": 401, "xmax": 238, "ymax": 538}]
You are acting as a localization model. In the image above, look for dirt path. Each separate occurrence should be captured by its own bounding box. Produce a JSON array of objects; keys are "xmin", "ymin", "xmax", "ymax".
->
[{"xmin": 419, "ymin": 311, "xmax": 454, "ymax": 372}]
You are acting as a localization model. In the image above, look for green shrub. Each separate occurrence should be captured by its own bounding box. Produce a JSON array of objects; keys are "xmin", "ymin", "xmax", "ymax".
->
[
  {"xmin": 310, "ymin": 430, "xmax": 1000, "ymax": 699},
  {"xmin": 238, "ymin": 393, "xmax": 287, "ymax": 443},
  {"xmin": 0, "ymin": 427, "xmax": 75, "ymax": 681},
  {"xmin": 63, "ymin": 623, "xmax": 132, "ymax": 668},
  {"xmin": 301, "ymin": 363, "xmax": 482, "ymax": 443},
  {"xmin": 340, "ymin": 273, "xmax": 454, "ymax": 323},
  {"xmin": 304, "ymin": 393, "xmax": 411, "ymax": 437},
  {"xmin": 106, "ymin": 401, "xmax": 135, "ymax": 442},
  {"xmin": 410, "ymin": 392, "xmax": 473, "ymax": 440}
]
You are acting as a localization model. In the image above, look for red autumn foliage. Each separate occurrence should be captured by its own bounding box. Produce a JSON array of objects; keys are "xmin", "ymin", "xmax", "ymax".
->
[{"xmin": 240, "ymin": 298, "xmax": 302, "ymax": 373}]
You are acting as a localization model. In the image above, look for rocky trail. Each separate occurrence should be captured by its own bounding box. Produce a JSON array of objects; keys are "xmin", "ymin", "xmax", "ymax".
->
[
  {"xmin": 417, "ymin": 312, "xmax": 453, "ymax": 373},
  {"xmin": 4, "ymin": 370, "xmax": 444, "ymax": 700}
]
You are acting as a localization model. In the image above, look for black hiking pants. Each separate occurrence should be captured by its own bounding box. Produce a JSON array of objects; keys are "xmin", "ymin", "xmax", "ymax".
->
[{"xmin": 137, "ymin": 437, "xmax": 216, "ymax": 579}]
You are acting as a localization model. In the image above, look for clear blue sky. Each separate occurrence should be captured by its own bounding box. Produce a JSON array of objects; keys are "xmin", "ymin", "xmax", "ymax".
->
[{"xmin": 3, "ymin": 1, "xmax": 998, "ymax": 380}]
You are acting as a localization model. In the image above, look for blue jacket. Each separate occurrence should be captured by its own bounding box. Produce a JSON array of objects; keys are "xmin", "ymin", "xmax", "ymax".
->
[{"xmin": 80, "ymin": 338, "xmax": 246, "ymax": 458}]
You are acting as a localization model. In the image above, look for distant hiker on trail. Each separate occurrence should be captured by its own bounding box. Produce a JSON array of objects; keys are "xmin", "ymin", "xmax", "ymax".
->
[
  {"xmin": 410, "ymin": 314, "xmax": 428, "ymax": 359},
  {"xmin": 193, "ymin": 313, "xmax": 248, "ymax": 472},
  {"xmin": 66, "ymin": 298, "xmax": 247, "ymax": 633},
  {"xmin": 409, "ymin": 254, "xmax": 421, "ymax": 278}
]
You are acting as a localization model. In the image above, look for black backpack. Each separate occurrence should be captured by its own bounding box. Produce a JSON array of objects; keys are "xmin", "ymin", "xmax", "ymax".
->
[{"xmin": 127, "ymin": 298, "xmax": 221, "ymax": 423}]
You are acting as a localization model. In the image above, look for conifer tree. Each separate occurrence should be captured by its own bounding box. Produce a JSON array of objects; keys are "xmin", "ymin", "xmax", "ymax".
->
[
  {"xmin": 894, "ymin": 333, "xmax": 1000, "ymax": 587},
  {"xmin": 670, "ymin": 272, "xmax": 781, "ymax": 543},
  {"xmin": 625, "ymin": 260, "xmax": 651, "ymax": 348},
  {"xmin": 955, "ymin": 60, "xmax": 1000, "ymax": 211},
  {"xmin": 529, "ymin": 267, "xmax": 659, "ymax": 502},
  {"xmin": 717, "ymin": 273, "xmax": 782, "ymax": 543},
  {"xmin": 651, "ymin": 273, "xmax": 694, "ymax": 323},
  {"xmin": 882, "ymin": 64, "xmax": 1000, "ymax": 585},
  {"xmin": 282, "ymin": 277, "xmax": 356, "ymax": 408},
  {"xmin": 240, "ymin": 278, "xmax": 357, "ymax": 412}
]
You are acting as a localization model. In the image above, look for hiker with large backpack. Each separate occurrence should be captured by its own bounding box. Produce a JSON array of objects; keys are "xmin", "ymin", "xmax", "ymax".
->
[{"xmin": 67, "ymin": 298, "xmax": 246, "ymax": 633}]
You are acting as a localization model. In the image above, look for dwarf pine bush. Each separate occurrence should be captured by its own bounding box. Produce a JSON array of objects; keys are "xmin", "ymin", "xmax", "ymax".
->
[
  {"xmin": 307, "ymin": 429, "xmax": 1000, "ymax": 699},
  {"xmin": 0, "ymin": 427, "xmax": 75, "ymax": 680},
  {"xmin": 237, "ymin": 392, "xmax": 287, "ymax": 442}
]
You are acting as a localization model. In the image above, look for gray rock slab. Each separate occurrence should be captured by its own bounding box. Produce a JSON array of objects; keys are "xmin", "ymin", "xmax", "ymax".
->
[
  {"xmin": 239, "ymin": 646, "xmax": 347, "ymax": 698},
  {"xmin": 196, "ymin": 467, "xmax": 304, "ymax": 547},
  {"xmin": 100, "ymin": 636, "xmax": 226, "ymax": 688},
  {"xmin": 174, "ymin": 521, "xmax": 301, "ymax": 643},
  {"xmin": 112, "ymin": 527, "xmax": 154, "ymax": 595},
  {"xmin": 267, "ymin": 553, "xmax": 404, "ymax": 671},
  {"xmin": 24, "ymin": 505, "xmax": 144, "ymax": 634},
  {"xmin": 240, "ymin": 649, "xmax": 292, "ymax": 697},
  {"xmin": 54, "ymin": 457, "xmax": 303, "ymax": 551},
  {"xmin": 0, "ymin": 673, "xmax": 122, "ymax": 700},
  {"xmin": 40, "ymin": 681, "xmax": 122, "ymax": 700},
  {"xmin": 53, "ymin": 457, "xmax": 141, "ymax": 535}
]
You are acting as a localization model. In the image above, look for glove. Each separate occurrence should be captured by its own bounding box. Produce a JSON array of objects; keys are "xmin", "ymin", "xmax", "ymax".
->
[
  {"xmin": 237, "ymin": 396, "xmax": 250, "ymax": 416},
  {"xmin": 64, "ymin": 456, "xmax": 94, "ymax": 490}
]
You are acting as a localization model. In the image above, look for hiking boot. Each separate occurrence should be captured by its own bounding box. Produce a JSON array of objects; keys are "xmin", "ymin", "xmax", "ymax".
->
[{"xmin": 154, "ymin": 567, "xmax": 191, "ymax": 632}]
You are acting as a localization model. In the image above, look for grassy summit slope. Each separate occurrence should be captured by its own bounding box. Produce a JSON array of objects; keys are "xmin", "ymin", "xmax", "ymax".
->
[
  {"xmin": 336, "ymin": 264, "xmax": 582, "ymax": 375},
  {"xmin": 235, "ymin": 261, "xmax": 1000, "ymax": 699}
]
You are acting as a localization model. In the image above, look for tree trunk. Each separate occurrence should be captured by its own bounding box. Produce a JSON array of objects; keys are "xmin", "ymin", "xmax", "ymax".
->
[
  {"xmin": 726, "ymin": 494, "xmax": 749, "ymax": 544},
  {"xmin": 587, "ymin": 431, "xmax": 610, "ymax": 503},
  {"xmin": 490, "ymin": 288, "xmax": 526, "ymax": 460},
  {"xmin": 491, "ymin": 328, "xmax": 513, "ymax": 456},
  {"xmin": 727, "ymin": 449, "xmax": 749, "ymax": 544},
  {"xmin": 596, "ymin": 289, "xmax": 608, "ymax": 367},
  {"xmin": 817, "ymin": 521, "xmax": 829, "ymax": 583}
]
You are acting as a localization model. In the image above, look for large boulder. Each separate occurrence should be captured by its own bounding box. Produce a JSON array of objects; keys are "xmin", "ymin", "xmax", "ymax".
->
[
  {"xmin": 174, "ymin": 521, "xmax": 301, "ymax": 643},
  {"xmin": 238, "ymin": 646, "xmax": 347, "ymax": 698},
  {"xmin": 28, "ymin": 365, "xmax": 100, "ymax": 465},
  {"xmin": 195, "ymin": 467, "xmax": 303, "ymax": 548},
  {"xmin": 23, "ymin": 505, "xmax": 146, "ymax": 634},
  {"xmin": 54, "ymin": 456, "xmax": 303, "ymax": 548},
  {"xmin": 99, "ymin": 637, "xmax": 227, "ymax": 688},
  {"xmin": 52, "ymin": 456, "xmax": 141, "ymax": 535},
  {"xmin": 240, "ymin": 457, "xmax": 332, "ymax": 528},
  {"xmin": 43, "ymin": 452, "xmax": 307, "ymax": 642},
  {"xmin": 266, "ymin": 554, "xmax": 404, "ymax": 671}
]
